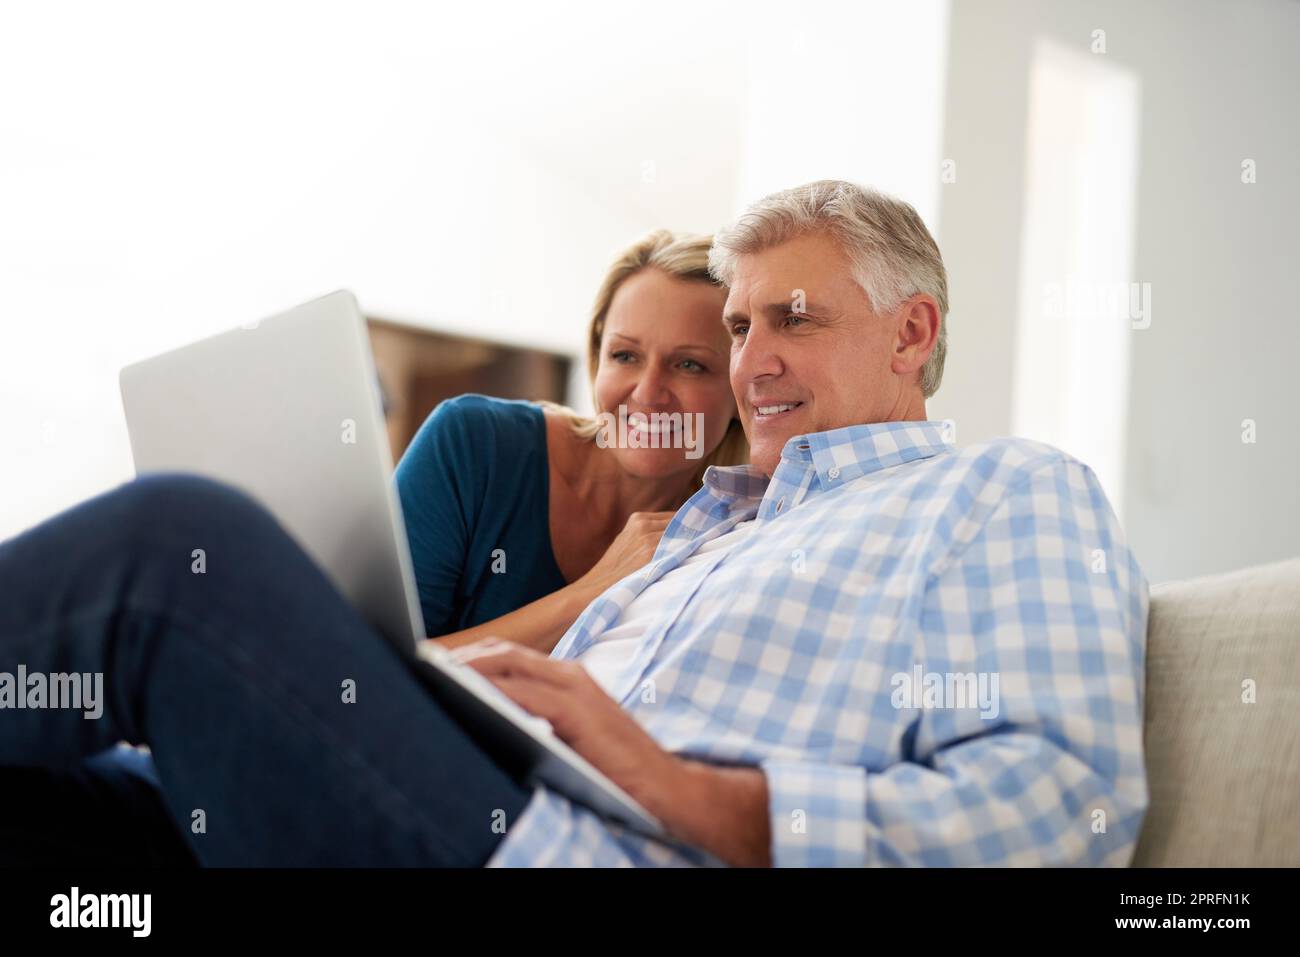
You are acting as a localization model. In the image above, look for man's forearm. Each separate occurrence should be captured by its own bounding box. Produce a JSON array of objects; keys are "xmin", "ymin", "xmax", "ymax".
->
[{"xmin": 658, "ymin": 758, "xmax": 772, "ymax": 867}]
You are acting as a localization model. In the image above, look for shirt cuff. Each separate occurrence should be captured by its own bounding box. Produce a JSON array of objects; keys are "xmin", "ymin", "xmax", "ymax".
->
[{"xmin": 760, "ymin": 759, "xmax": 868, "ymax": 867}]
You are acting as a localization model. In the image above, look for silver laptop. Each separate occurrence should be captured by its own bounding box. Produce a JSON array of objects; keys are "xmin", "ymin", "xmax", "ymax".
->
[{"xmin": 118, "ymin": 290, "xmax": 665, "ymax": 841}]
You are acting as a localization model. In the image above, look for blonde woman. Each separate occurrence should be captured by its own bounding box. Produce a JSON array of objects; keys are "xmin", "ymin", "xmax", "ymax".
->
[
  {"xmin": 398, "ymin": 230, "xmax": 747, "ymax": 655},
  {"xmin": 0, "ymin": 228, "xmax": 746, "ymax": 867}
]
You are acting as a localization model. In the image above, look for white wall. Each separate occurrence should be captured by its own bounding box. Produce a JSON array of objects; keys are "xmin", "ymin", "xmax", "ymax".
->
[
  {"xmin": 935, "ymin": 0, "xmax": 1300, "ymax": 583},
  {"xmin": 1, "ymin": 0, "xmax": 949, "ymax": 540},
  {"xmin": 11, "ymin": 0, "xmax": 1285, "ymax": 585},
  {"xmin": 0, "ymin": 1, "xmax": 748, "ymax": 536},
  {"xmin": 731, "ymin": 0, "xmax": 949, "ymax": 225}
]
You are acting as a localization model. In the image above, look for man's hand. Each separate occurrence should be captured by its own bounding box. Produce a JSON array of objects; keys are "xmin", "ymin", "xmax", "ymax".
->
[
  {"xmin": 452, "ymin": 637, "xmax": 678, "ymax": 810},
  {"xmin": 452, "ymin": 638, "xmax": 772, "ymax": 866}
]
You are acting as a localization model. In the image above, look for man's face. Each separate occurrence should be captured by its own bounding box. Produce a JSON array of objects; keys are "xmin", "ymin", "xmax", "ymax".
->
[{"xmin": 723, "ymin": 231, "xmax": 921, "ymax": 477}]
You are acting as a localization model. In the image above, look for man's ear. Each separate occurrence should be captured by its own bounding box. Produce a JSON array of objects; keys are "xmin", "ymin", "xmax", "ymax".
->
[{"xmin": 890, "ymin": 295, "xmax": 942, "ymax": 379}]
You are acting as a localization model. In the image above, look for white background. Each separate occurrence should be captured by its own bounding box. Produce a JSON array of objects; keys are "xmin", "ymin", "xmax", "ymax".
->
[{"xmin": 2, "ymin": 0, "xmax": 1295, "ymax": 583}]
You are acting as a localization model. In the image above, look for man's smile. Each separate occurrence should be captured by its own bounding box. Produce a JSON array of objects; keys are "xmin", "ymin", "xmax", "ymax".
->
[{"xmin": 749, "ymin": 399, "xmax": 805, "ymax": 425}]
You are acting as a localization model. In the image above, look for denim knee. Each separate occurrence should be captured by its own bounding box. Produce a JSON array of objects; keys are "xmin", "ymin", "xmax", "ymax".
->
[
  {"xmin": 99, "ymin": 472, "xmax": 306, "ymax": 584},
  {"xmin": 120, "ymin": 473, "xmax": 280, "ymax": 542}
]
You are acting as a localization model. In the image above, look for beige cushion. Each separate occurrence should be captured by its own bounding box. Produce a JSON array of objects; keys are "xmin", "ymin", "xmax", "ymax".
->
[{"xmin": 1132, "ymin": 557, "xmax": 1300, "ymax": 866}]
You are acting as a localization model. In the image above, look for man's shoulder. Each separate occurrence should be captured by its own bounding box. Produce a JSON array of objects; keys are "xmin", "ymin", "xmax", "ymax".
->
[
  {"xmin": 922, "ymin": 437, "xmax": 1126, "ymax": 540},
  {"xmin": 935, "ymin": 434, "xmax": 1090, "ymax": 493},
  {"xmin": 899, "ymin": 429, "xmax": 1112, "ymax": 527},
  {"xmin": 808, "ymin": 431, "xmax": 1100, "ymax": 514}
]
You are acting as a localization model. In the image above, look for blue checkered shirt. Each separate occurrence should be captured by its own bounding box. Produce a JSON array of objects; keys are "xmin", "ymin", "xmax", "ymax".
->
[{"xmin": 486, "ymin": 420, "xmax": 1149, "ymax": 867}]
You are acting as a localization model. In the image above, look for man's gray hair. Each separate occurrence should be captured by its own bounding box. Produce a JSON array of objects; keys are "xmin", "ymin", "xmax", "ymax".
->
[{"xmin": 708, "ymin": 179, "xmax": 950, "ymax": 398}]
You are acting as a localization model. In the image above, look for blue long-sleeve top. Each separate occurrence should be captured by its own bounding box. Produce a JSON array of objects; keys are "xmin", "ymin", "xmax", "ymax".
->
[{"xmin": 394, "ymin": 394, "xmax": 568, "ymax": 638}]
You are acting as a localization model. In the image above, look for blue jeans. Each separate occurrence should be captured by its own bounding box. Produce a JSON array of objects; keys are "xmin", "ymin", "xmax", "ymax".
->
[{"xmin": 0, "ymin": 473, "xmax": 532, "ymax": 866}]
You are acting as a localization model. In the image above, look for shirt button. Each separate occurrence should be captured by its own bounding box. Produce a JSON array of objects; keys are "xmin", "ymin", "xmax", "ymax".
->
[
  {"xmin": 776, "ymin": 498, "xmax": 784, "ymax": 512},
  {"xmin": 828, "ymin": 467, "xmax": 841, "ymax": 479}
]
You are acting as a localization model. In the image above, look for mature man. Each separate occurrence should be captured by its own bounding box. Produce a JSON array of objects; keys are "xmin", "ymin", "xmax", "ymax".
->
[
  {"xmin": 0, "ymin": 180, "xmax": 1146, "ymax": 868},
  {"xmin": 460, "ymin": 179, "xmax": 1149, "ymax": 867}
]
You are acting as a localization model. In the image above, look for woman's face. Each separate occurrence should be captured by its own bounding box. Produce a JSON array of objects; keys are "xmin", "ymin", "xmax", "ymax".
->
[{"xmin": 592, "ymin": 268, "xmax": 737, "ymax": 479}]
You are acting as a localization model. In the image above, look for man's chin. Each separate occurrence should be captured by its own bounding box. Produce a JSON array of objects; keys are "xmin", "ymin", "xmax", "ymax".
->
[
  {"xmin": 743, "ymin": 412, "xmax": 809, "ymax": 475},
  {"xmin": 750, "ymin": 443, "xmax": 787, "ymax": 478}
]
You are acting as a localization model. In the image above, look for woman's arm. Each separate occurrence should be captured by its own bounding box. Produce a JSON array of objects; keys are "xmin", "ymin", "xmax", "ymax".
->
[
  {"xmin": 427, "ymin": 579, "xmax": 601, "ymax": 653},
  {"xmin": 428, "ymin": 509, "xmax": 673, "ymax": 654}
]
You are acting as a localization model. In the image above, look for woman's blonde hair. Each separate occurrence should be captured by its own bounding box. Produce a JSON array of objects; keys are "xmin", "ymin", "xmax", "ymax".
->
[{"xmin": 542, "ymin": 229, "xmax": 748, "ymax": 489}]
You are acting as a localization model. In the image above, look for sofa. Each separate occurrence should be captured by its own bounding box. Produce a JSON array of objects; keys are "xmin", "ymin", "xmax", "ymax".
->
[{"xmin": 1131, "ymin": 557, "xmax": 1300, "ymax": 866}]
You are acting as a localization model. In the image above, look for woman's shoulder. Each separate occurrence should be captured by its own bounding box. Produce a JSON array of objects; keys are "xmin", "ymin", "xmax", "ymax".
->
[
  {"xmin": 396, "ymin": 394, "xmax": 551, "ymax": 534},
  {"xmin": 408, "ymin": 393, "xmax": 546, "ymax": 455},
  {"xmin": 431, "ymin": 392, "xmax": 544, "ymax": 430},
  {"xmin": 397, "ymin": 394, "xmax": 544, "ymax": 483}
]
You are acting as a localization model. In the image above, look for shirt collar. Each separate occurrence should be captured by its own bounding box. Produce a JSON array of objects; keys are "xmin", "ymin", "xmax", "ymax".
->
[
  {"xmin": 703, "ymin": 419, "xmax": 953, "ymax": 506},
  {"xmin": 800, "ymin": 419, "xmax": 953, "ymax": 488}
]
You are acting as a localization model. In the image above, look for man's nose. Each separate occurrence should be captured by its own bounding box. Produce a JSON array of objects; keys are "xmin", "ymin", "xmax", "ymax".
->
[{"xmin": 732, "ymin": 325, "xmax": 784, "ymax": 383}]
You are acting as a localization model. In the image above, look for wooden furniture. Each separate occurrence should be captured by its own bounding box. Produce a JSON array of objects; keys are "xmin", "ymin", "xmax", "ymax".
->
[{"xmin": 365, "ymin": 316, "xmax": 572, "ymax": 462}]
